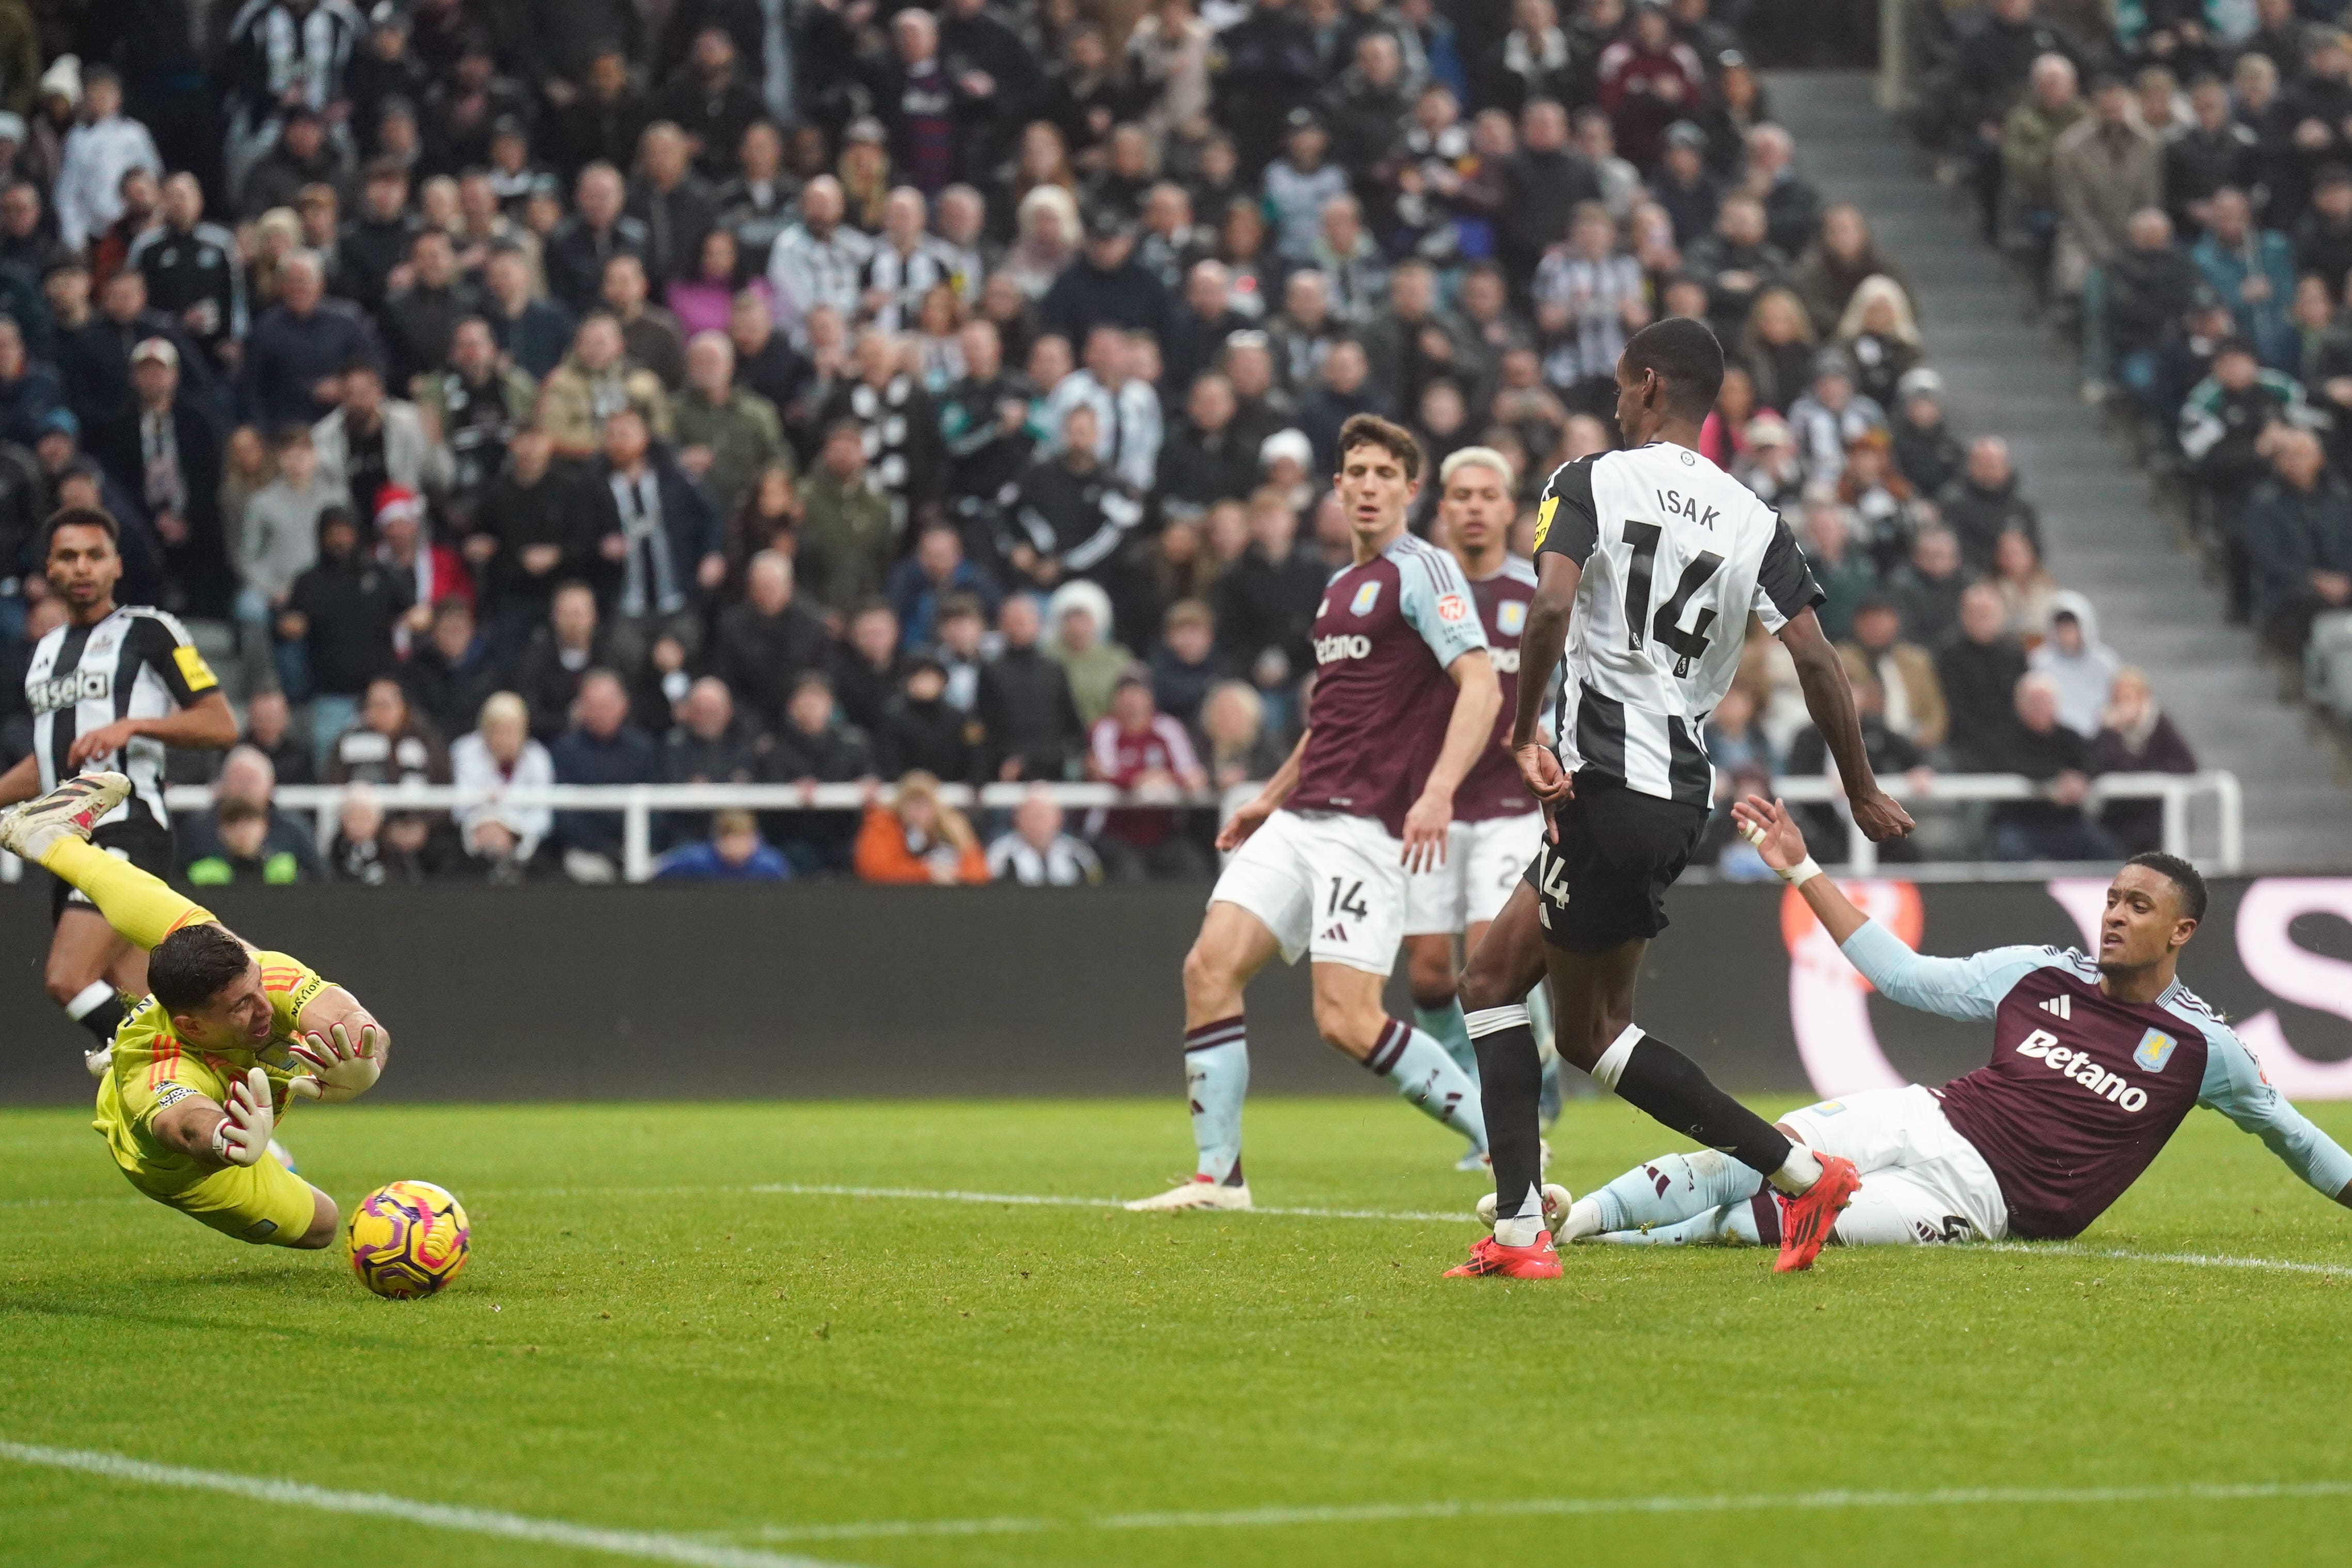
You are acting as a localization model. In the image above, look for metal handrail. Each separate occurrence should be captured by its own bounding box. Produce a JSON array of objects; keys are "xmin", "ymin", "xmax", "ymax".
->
[
  {"xmin": 1762, "ymin": 770, "xmax": 2244, "ymax": 873},
  {"xmin": 81, "ymin": 769, "xmax": 2241, "ymax": 883}
]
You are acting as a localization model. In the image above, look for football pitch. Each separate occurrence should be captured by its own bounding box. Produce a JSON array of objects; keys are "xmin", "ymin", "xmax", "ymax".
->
[{"xmin": 4, "ymin": 1095, "xmax": 2349, "ymax": 1568}]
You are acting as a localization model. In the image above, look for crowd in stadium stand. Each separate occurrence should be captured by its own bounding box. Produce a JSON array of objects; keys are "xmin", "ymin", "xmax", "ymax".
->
[
  {"xmin": 1909, "ymin": 0, "xmax": 2352, "ymax": 694},
  {"xmin": 0, "ymin": 0, "xmax": 2179, "ymax": 883}
]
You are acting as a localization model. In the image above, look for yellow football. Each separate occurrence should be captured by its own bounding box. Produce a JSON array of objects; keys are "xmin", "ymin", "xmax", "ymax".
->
[{"xmin": 345, "ymin": 1180, "xmax": 471, "ymax": 1299}]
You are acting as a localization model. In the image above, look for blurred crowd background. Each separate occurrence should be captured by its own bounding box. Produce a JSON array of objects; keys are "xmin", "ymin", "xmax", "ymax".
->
[
  {"xmin": 1902, "ymin": 0, "xmax": 2352, "ymax": 708},
  {"xmin": 0, "ymin": 0, "xmax": 2225, "ymax": 885}
]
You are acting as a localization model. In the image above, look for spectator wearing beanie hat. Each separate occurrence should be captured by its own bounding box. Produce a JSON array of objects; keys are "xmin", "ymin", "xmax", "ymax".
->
[{"xmin": 370, "ymin": 485, "xmax": 470, "ymax": 646}]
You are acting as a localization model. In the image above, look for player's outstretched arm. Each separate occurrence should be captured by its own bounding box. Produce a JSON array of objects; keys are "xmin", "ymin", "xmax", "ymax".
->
[
  {"xmin": 151, "ymin": 1068, "xmax": 276, "ymax": 1167},
  {"xmin": 1216, "ymin": 730, "xmax": 1311, "ymax": 852},
  {"xmin": 288, "ymin": 987, "xmax": 389, "ymax": 1103},
  {"xmin": 1401, "ymin": 648, "xmax": 1499, "ymax": 872},
  {"xmin": 1732, "ymin": 793, "xmax": 2045, "ymax": 1023},
  {"xmin": 1731, "ymin": 795, "xmax": 1868, "ymax": 942},
  {"xmin": 66, "ymin": 691, "xmax": 239, "ymax": 770},
  {"xmin": 1774, "ymin": 608, "xmax": 1913, "ymax": 844},
  {"xmin": 2197, "ymin": 1028, "xmax": 2352, "ymax": 1211}
]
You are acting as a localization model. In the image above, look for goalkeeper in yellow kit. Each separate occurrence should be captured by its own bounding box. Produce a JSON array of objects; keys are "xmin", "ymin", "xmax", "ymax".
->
[{"xmin": 4, "ymin": 771, "xmax": 390, "ymax": 1248}]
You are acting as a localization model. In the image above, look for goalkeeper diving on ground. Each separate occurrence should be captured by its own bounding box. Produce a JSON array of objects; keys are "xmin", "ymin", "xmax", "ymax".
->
[
  {"xmin": 6, "ymin": 771, "xmax": 390, "ymax": 1248},
  {"xmin": 1494, "ymin": 796, "xmax": 2352, "ymax": 1254}
]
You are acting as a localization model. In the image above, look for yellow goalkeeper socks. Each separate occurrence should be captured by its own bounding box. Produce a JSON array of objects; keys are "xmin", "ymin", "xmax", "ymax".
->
[{"xmin": 40, "ymin": 836, "xmax": 216, "ymax": 950}]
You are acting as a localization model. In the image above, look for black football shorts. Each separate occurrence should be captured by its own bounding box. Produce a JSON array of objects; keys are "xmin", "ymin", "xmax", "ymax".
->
[{"xmin": 1523, "ymin": 781, "xmax": 1709, "ymax": 953}]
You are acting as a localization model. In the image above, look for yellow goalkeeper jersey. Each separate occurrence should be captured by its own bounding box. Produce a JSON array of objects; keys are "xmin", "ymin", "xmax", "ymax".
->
[{"xmin": 92, "ymin": 950, "xmax": 331, "ymax": 1191}]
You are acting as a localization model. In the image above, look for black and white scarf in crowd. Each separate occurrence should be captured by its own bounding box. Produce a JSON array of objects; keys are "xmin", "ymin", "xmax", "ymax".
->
[
  {"xmin": 609, "ymin": 467, "xmax": 685, "ymax": 619},
  {"xmin": 861, "ymin": 237, "xmax": 960, "ymax": 334},
  {"xmin": 428, "ymin": 370, "xmax": 520, "ymax": 494},
  {"xmin": 1396, "ymin": 122, "xmax": 1472, "ymax": 232},
  {"xmin": 849, "ymin": 375, "xmax": 923, "ymax": 526},
  {"xmin": 985, "ymin": 832, "xmax": 1103, "ymax": 887},
  {"xmin": 225, "ymin": 0, "xmax": 363, "ymax": 121}
]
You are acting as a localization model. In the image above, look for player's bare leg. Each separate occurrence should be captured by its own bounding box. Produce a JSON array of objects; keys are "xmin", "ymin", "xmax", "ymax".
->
[
  {"xmin": 6, "ymin": 773, "xmax": 140, "ymax": 1073},
  {"xmin": 291, "ymin": 1186, "xmax": 340, "ymax": 1250},
  {"xmin": 106, "ymin": 941, "xmax": 148, "ymax": 998},
  {"xmin": 1127, "ymin": 900, "xmax": 1282, "ymax": 1211},
  {"xmin": 1403, "ymin": 932, "xmax": 1467, "ymax": 1063},
  {"xmin": 1403, "ymin": 931, "xmax": 1487, "ymax": 1169},
  {"xmin": 1308, "ymin": 961, "xmax": 1392, "ymax": 1064},
  {"xmin": 1315, "ymin": 957, "xmax": 1490, "ymax": 1151},
  {"xmin": 1182, "ymin": 899, "xmax": 1277, "ymax": 1030},
  {"xmin": 45, "ymin": 908, "xmax": 138, "ymax": 1075},
  {"xmin": 1458, "ymin": 895, "xmax": 1566, "ymax": 1128}
]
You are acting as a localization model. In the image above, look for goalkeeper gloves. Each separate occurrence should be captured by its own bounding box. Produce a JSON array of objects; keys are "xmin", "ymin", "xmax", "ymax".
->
[
  {"xmin": 210, "ymin": 1068, "xmax": 275, "ymax": 1166},
  {"xmin": 288, "ymin": 1022, "xmax": 383, "ymax": 1104}
]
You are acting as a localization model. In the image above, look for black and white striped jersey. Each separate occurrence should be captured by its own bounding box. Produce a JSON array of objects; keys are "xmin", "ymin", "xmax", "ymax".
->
[
  {"xmin": 1532, "ymin": 441, "xmax": 1822, "ymax": 807},
  {"xmin": 26, "ymin": 607, "xmax": 219, "ymax": 830}
]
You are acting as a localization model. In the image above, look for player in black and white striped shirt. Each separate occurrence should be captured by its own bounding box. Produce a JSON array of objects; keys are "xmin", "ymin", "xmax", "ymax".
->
[
  {"xmin": 1444, "ymin": 320, "xmax": 1916, "ymax": 1279},
  {"xmin": 0, "ymin": 509, "xmax": 237, "ymax": 1073}
]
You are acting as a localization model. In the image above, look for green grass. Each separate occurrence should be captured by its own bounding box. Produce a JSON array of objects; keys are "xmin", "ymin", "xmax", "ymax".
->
[{"xmin": 4, "ymin": 1095, "xmax": 2350, "ymax": 1568}]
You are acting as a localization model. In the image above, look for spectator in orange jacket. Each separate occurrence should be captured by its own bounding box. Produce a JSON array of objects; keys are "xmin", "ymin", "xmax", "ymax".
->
[{"xmin": 853, "ymin": 769, "xmax": 988, "ymax": 884}]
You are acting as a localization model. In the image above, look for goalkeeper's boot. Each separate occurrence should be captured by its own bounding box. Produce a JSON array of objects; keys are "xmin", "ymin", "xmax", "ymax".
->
[
  {"xmin": 1443, "ymin": 1230, "xmax": 1562, "ymax": 1279},
  {"xmin": 0, "ymin": 771, "xmax": 131, "ymax": 861},
  {"xmin": 84, "ymin": 1042, "xmax": 113, "ymax": 1079},
  {"xmin": 1774, "ymin": 1153, "xmax": 1861, "ymax": 1274},
  {"xmin": 1475, "ymin": 1183, "xmax": 1574, "ymax": 1240},
  {"xmin": 1124, "ymin": 1175, "xmax": 1253, "ymax": 1212}
]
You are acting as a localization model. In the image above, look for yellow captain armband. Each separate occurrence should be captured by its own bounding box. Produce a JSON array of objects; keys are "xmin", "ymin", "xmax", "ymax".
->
[{"xmin": 173, "ymin": 643, "xmax": 219, "ymax": 692}]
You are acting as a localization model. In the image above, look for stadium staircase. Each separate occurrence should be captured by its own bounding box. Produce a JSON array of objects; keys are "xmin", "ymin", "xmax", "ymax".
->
[{"xmin": 1769, "ymin": 71, "xmax": 2352, "ymax": 872}]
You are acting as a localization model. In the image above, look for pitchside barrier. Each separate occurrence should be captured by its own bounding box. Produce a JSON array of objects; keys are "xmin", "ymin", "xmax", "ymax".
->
[
  {"xmin": 1, "ymin": 865, "xmax": 2343, "ymax": 1110},
  {"xmin": 0, "ymin": 771, "xmax": 2245, "ymax": 886}
]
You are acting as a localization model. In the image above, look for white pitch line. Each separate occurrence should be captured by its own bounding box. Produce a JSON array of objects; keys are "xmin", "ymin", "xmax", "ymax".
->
[
  {"xmin": 458, "ymin": 1181, "xmax": 1468, "ymax": 1223},
  {"xmin": 0, "ymin": 1440, "xmax": 864, "ymax": 1568},
  {"xmin": 1985, "ymin": 1242, "xmax": 2352, "ymax": 1279},
  {"xmin": 490, "ymin": 1182, "xmax": 2352, "ymax": 1274},
  {"xmin": 171, "ymin": 1179, "xmax": 2351, "ymax": 1277},
  {"xmin": 745, "ymin": 1181, "xmax": 1469, "ymax": 1223},
  {"xmin": 732, "ymin": 1478, "xmax": 2352, "ymax": 1543}
]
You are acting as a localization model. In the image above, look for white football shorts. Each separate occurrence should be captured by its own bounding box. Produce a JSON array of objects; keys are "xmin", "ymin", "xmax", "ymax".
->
[
  {"xmin": 1403, "ymin": 812, "xmax": 1544, "ymax": 936},
  {"xmin": 1779, "ymin": 1084, "xmax": 2010, "ymax": 1245},
  {"xmin": 1209, "ymin": 808, "xmax": 1407, "ymax": 975}
]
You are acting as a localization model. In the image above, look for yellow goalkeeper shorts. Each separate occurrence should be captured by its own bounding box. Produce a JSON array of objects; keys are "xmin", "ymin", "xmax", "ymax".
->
[{"xmin": 121, "ymin": 1153, "xmax": 320, "ymax": 1246}]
